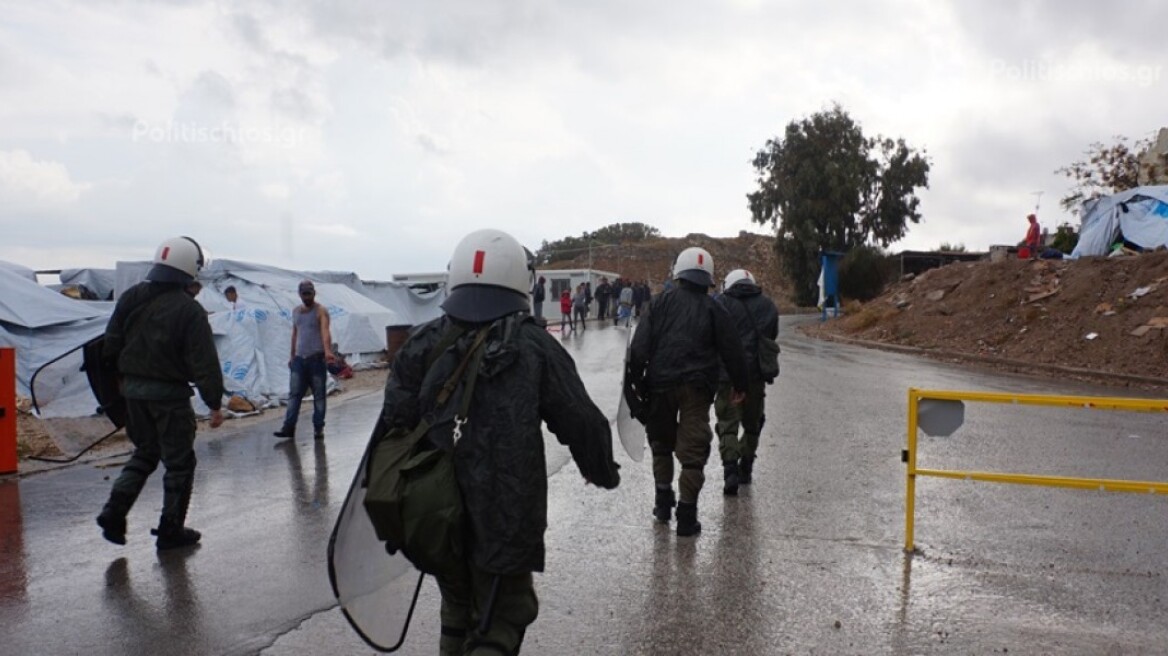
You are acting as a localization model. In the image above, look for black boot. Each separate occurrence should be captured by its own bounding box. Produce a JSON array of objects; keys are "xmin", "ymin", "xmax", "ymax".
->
[
  {"xmin": 675, "ymin": 502, "xmax": 701, "ymax": 537},
  {"xmin": 652, "ymin": 486, "xmax": 675, "ymax": 522},
  {"xmin": 723, "ymin": 460, "xmax": 740, "ymax": 496},
  {"xmin": 273, "ymin": 425, "xmax": 295, "ymax": 439},
  {"xmin": 739, "ymin": 456, "xmax": 754, "ymax": 485},
  {"xmin": 155, "ymin": 479, "xmax": 199, "ymax": 550},
  {"xmin": 152, "ymin": 518, "xmax": 201, "ymax": 550},
  {"xmin": 96, "ymin": 491, "xmax": 135, "ymax": 545}
]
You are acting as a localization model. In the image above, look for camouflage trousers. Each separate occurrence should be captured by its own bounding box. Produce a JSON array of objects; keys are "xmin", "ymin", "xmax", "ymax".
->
[
  {"xmin": 645, "ymin": 384, "xmax": 715, "ymax": 504},
  {"xmin": 714, "ymin": 381, "xmax": 766, "ymax": 462},
  {"xmin": 437, "ymin": 561, "xmax": 539, "ymax": 655},
  {"xmin": 108, "ymin": 397, "xmax": 198, "ymax": 525}
]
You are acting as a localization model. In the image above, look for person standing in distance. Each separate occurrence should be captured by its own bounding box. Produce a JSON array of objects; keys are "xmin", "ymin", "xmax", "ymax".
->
[
  {"xmin": 379, "ymin": 228, "xmax": 620, "ymax": 655},
  {"xmin": 274, "ymin": 280, "xmax": 335, "ymax": 440},
  {"xmin": 223, "ymin": 285, "xmax": 247, "ymax": 310},
  {"xmin": 625, "ymin": 246, "xmax": 748, "ymax": 537},
  {"xmin": 530, "ymin": 275, "xmax": 546, "ymax": 319},
  {"xmin": 713, "ymin": 269, "xmax": 779, "ymax": 496},
  {"xmin": 1024, "ymin": 213, "xmax": 1041, "ymax": 259},
  {"xmin": 96, "ymin": 236, "xmax": 225, "ymax": 550}
]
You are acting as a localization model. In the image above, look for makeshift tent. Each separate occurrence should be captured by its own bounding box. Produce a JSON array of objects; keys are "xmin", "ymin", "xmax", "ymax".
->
[
  {"xmin": 0, "ymin": 266, "xmax": 115, "ymax": 455},
  {"xmin": 0, "ymin": 266, "xmax": 111, "ymax": 401},
  {"xmin": 1070, "ymin": 185, "xmax": 1168, "ymax": 258},
  {"xmin": 0, "ymin": 261, "xmax": 37, "ymax": 282},
  {"xmin": 115, "ymin": 258, "xmax": 446, "ymax": 405},
  {"xmin": 59, "ymin": 268, "xmax": 117, "ymax": 300},
  {"xmin": 6, "ymin": 257, "xmax": 443, "ymax": 418},
  {"xmin": 358, "ymin": 280, "xmax": 444, "ymax": 326}
]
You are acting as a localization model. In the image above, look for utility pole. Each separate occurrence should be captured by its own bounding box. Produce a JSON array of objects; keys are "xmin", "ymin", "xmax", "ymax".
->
[
  {"xmin": 1031, "ymin": 190, "xmax": 1043, "ymax": 215},
  {"xmin": 587, "ymin": 232, "xmax": 593, "ymax": 278}
]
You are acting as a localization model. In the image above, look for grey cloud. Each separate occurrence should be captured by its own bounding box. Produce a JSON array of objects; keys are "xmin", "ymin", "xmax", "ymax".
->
[
  {"xmin": 270, "ymin": 87, "xmax": 321, "ymax": 123},
  {"xmin": 415, "ymin": 133, "xmax": 450, "ymax": 156},
  {"xmin": 95, "ymin": 112, "xmax": 140, "ymax": 132},
  {"xmin": 952, "ymin": 0, "xmax": 1168, "ymax": 63},
  {"xmin": 228, "ymin": 11, "xmax": 272, "ymax": 56},
  {"xmin": 190, "ymin": 70, "xmax": 236, "ymax": 108}
]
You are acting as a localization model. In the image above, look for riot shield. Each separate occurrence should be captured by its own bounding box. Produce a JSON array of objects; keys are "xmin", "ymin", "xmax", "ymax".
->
[
  {"xmin": 82, "ymin": 336, "xmax": 126, "ymax": 429},
  {"xmin": 26, "ymin": 337, "xmax": 121, "ymax": 460},
  {"xmin": 617, "ymin": 321, "xmax": 647, "ymax": 462},
  {"xmin": 327, "ymin": 431, "xmax": 424, "ymax": 652}
]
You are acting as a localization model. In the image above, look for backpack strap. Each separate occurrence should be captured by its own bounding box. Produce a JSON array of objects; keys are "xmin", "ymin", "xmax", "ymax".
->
[
  {"xmin": 426, "ymin": 323, "xmax": 468, "ymax": 370},
  {"xmin": 435, "ymin": 325, "xmax": 491, "ymax": 408}
]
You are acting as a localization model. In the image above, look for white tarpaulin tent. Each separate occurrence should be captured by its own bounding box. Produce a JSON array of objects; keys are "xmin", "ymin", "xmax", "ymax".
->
[
  {"xmin": 60, "ymin": 268, "xmax": 117, "ymax": 300},
  {"xmin": 2, "ymin": 257, "xmax": 443, "ymax": 423},
  {"xmin": 1070, "ymin": 185, "xmax": 1168, "ymax": 258},
  {"xmin": 0, "ymin": 261, "xmax": 37, "ymax": 282},
  {"xmin": 179, "ymin": 259, "xmax": 443, "ymax": 405},
  {"xmin": 0, "ymin": 265, "xmax": 111, "ymax": 399}
]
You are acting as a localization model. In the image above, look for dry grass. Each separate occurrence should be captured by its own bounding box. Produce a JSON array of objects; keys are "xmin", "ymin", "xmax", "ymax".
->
[{"xmin": 842, "ymin": 304, "xmax": 898, "ymax": 333}]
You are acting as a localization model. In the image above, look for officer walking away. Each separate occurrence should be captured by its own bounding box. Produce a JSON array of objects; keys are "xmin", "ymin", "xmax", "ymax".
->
[
  {"xmin": 625, "ymin": 247, "xmax": 748, "ymax": 537},
  {"xmin": 530, "ymin": 275, "xmax": 546, "ymax": 319},
  {"xmin": 274, "ymin": 280, "xmax": 335, "ymax": 440},
  {"xmin": 96, "ymin": 236, "xmax": 225, "ymax": 550},
  {"xmin": 381, "ymin": 228, "xmax": 620, "ymax": 655},
  {"xmin": 713, "ymin": 269, "xmax": 779, "ymax": 496},
  {"xmin": 595, "ymin": 276, "xmax": 611, "ymax": 321}
]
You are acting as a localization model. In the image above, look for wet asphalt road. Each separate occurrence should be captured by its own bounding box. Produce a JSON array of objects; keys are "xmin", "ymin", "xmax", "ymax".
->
[{"xmin": 3, "ymin": 315, "xmax": 1168, "ymax": 655}]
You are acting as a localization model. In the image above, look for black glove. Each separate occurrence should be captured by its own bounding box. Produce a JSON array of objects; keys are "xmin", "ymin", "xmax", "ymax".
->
[
  {"xmin": 593, "ymin": 461, "xmax": 621, "ymax": 490},
  {"xmin": 629, "ymin": 393, "xmax": 651, "ymax": 425}
]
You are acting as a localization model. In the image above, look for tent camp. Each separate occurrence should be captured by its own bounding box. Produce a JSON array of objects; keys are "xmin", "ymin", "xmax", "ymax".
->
[
  {"xmin": 8, "ymin": 258, "xmax": 444, "ymax": 414},
  {"xmin": 182, "ymin": 259, "xmax": 444, "ymax": 405},
  {"xmin": 3, "ymin": 258, "xmax": 445, "ymax": 456},
  {"xmin": 0, "ymin": 265, "xmax": 112, "ymax": 403},
  {"xmin": 1070, "ymin": 185, "xmax": 1168, "ymax": 258}
]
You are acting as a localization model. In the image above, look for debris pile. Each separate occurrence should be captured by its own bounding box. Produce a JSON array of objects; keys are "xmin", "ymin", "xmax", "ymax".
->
[{"xmin": 811, "ymin": 251, "xmax": 1168, "ymax": 385}]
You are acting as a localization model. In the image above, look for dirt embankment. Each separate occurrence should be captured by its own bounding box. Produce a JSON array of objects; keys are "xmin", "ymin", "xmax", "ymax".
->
[
  {"xmin": 808, "ymin": 251, "xmax": 1168, "ymax": 389},
  {"xmin": 543, "ymin": 231, "xmax": 799, "ymax": 313}
]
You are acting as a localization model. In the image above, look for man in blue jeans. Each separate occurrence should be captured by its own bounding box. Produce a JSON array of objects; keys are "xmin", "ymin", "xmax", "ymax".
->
[{"xmin": 274, "ymin": 280, "xmax": 335, "ymax": 440}]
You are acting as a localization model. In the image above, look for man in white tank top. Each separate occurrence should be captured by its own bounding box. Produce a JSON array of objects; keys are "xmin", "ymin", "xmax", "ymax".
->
[{"xmin": 274, "ymin": 280, "xmax": 335, "ymax": 440}]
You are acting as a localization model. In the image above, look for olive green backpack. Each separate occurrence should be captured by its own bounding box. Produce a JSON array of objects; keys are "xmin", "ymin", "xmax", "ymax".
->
[{"xmin": 362, "ymin": 324, "xmax": 490, "ymax": 577}]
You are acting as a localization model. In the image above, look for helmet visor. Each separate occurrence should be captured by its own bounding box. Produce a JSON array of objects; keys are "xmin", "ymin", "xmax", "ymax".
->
[{"xmin": 442, "ymin": 285, "xmax": 531, "ymax": 323}]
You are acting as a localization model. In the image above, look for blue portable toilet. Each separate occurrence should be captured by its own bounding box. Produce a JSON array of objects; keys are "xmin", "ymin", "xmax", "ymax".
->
[{"xmin": 819, "ymin": 251, "xmax": 842, "ymax": 321}]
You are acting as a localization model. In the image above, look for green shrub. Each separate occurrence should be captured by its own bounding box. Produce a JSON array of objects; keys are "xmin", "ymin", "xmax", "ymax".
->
[
  {"xmin": 1050, "ymin": 223, "xmax": 1079, "ymax": 253},
  {"xmin": 838, "ymin": 245, "xmax": 896, "ymax": 301}
]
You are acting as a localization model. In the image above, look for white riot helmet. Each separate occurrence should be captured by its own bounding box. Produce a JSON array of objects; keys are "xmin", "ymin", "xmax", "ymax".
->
[
  {"xmin": 722, "ymin": 268, "xmax": 757, "ymax": 292},
  {"xmin": 146, "ymin": 236, "xmax": 206, "ymax": 284},
  {"xmin": 442, "ymin": 228, "xmax": 535, "ymax": 322},
  {"xmin": 672, "ymin": 246, "xmax": 715, "ymax": 288}
]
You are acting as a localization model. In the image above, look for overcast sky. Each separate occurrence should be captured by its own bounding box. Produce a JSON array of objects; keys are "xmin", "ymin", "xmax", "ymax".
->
[{"xmin": 1, "ymin": 0, "xmax": 1165, "ymax": 280}]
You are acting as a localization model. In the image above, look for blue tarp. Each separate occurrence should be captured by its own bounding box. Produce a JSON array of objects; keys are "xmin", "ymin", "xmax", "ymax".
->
[{"xmin": 1070, "ymin": 186, "xmax": 1168, "ymax": 258}]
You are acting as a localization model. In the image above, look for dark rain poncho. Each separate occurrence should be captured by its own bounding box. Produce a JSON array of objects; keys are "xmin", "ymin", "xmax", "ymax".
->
[
  {"xmin": 379, "ymin": 313, "xmax": 619, "ymax": 575},
  {"xmin": 714, "ymin": 282, "xmax": 780, "ymax": 383},
  {"xmin": 103, "ymin": 281, "xmax": 224, "ymax": 409},
  {"xmin": 628, "ymin": 281, "xmax": 749, "ymax": 396}
]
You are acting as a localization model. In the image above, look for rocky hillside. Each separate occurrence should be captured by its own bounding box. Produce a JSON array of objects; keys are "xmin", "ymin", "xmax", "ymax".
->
[
  {"xmin": 808, "ymin": 251, "xmax": 1168, "ymax": 388},
  {"xmin": 542, "ymin": 231, "xmax": 799, "ymax": 312}
]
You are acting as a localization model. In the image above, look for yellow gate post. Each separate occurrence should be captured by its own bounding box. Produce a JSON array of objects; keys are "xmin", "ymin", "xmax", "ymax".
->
[
  {"xmin": 0, "ymin": 348, "xmax": 17, "ymax": 475},
  {"xmin": 904, "ymin": 388, "xmax": 919, "ymax": 552}
]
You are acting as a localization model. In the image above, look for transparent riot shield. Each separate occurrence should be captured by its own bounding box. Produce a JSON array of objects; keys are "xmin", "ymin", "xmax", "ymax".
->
[
  {"xmin": 27, "ymin": 337, "xmax": 121, "ymax": 460},
  {"xmin": 617, "ymin": 321, "xmax": 647, "ymax": 461},
  {"xmin": 327, "ymin": 435, "xmax": 424, "ymax": 652}
]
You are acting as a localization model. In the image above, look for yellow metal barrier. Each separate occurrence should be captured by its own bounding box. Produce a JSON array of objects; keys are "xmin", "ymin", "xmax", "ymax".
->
[{"xmin": 904, "ymin": 387, "xmax": 1168, "ymax": 552}]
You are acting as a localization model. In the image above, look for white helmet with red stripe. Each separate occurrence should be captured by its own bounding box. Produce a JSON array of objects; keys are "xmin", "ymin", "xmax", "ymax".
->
[
  {"xmin": 722, "ymin": 268, "xmax": 757, "ymax": 292},
  {"xmin": 442, "ymin": 228, "xmax": 535, "ymax": 322},
  {"xmin": 146, "ymin": 236, "xmax": 206, "ymax": 284},
  {"xmin": 672, "ymin": 246, "xmax": 715, "ymax": 288}
]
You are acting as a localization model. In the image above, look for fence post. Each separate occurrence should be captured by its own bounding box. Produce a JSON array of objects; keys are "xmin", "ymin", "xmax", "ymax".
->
[
  {"xmin": 904, "ymin": 387, "xmax": 919, "ymax": 553},
  {"xmin": 0, "ymin": 348, "xmax": 17, "ymax": 475}
]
